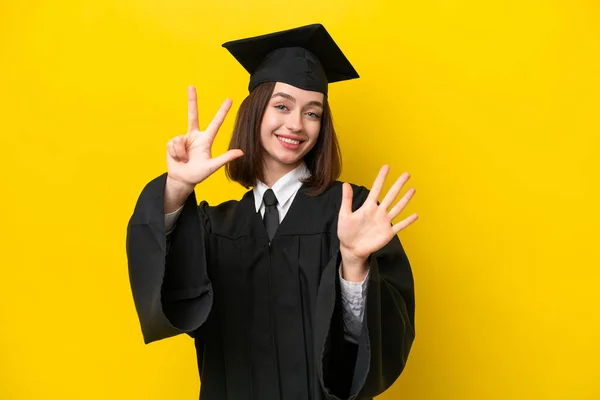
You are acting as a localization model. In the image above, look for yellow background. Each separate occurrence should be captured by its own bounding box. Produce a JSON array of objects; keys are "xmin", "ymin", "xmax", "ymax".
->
[{"xmin": 1, "ymin": 0, "xmax": 598, "ymax": 399}]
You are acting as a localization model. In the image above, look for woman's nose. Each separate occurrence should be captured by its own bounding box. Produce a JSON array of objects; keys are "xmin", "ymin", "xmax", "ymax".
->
[{"xmin": 285, "ymin": 111, "xmax": 303, "ymax": 132}]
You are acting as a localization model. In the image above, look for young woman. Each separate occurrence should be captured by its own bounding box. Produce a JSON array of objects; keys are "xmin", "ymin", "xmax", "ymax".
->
[{"xmin": 126, "ymin": 24, "xmax": 418, "ymax": 400}]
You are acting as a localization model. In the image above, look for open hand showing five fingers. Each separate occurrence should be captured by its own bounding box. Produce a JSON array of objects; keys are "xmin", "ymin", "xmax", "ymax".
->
[
  {"xmin": 338, "ymin": 165, "xmax": 418, "ymax": 263},
  {"xmin": 166, "ymin": 86, "xmax": 244, "ymax": 189}
]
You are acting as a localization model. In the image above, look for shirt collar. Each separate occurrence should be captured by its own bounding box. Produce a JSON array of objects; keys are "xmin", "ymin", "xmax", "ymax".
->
[{"xmin": 253, "ymin": 162, "xmax": 311, "ymax": 212}]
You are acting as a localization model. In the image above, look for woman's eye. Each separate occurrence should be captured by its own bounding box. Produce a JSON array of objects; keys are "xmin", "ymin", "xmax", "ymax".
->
[
  {"xmin": 306, "ymin": 112, "xmax": 321, "ymax": 119},
  {"xmin": 275, "ymin": 104, "xmax": 288, "ymax": 111}
]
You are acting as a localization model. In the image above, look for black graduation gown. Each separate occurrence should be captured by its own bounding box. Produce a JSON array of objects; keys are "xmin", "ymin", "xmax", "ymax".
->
[{"xmin": 126, "ymin": 173, "xmax": 415, "ymax": 400}]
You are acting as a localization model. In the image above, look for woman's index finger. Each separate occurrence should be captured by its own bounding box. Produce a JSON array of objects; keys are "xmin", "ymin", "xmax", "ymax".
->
[
  {"xmin": 205, "ymin": 98, "xmax": 233, "ymax": 138},
  {"xmin": 188, "ymin": 86, "xmax": 199, "ymax": 132}
]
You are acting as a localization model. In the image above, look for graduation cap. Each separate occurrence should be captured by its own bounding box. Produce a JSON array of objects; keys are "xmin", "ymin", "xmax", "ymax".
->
[{"xmin": 222, "ymin": 24, "xmax": 359, "ymax": 95}]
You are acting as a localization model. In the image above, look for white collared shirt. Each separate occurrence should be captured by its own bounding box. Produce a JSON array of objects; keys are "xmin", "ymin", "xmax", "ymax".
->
[
  {"xmin": 252, "ymin": 162, "xmax": 311, "ymax": 221},
  {"xmin": 164, "ymin": 162, "xmax": 368, "ymax": 343}
]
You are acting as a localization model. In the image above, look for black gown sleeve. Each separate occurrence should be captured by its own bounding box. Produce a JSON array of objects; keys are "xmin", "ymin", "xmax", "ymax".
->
[
  {"xmin": 126, "ymin": 173, "xmax": 213, "ymax": 344},
  {"xmin": 316, "ymin": 184, "xmax": 416, "ymax": 400}
]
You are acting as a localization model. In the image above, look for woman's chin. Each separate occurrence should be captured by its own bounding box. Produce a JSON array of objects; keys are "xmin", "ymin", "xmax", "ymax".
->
[{"xmin": 268, "ymin": 153, "xmax": 303, "ymax": 168}]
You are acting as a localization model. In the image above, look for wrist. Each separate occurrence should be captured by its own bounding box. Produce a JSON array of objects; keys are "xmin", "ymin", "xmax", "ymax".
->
[
  {"xmin": 165, "ymin": 175, "xmax": 195, "ymax": 213},
  {"xmin": 340, "ymin": 246, "xmax": 369, "ymax": 282}
]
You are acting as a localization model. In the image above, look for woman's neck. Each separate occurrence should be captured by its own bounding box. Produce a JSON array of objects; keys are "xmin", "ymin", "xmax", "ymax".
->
[{"xmin": 262, "ymin": 159, "xmax": 302, "ymax": 187}]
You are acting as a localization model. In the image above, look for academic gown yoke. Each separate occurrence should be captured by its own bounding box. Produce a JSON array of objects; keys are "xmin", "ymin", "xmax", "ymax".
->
[{"xmin": 126, "ymin": 173, "xmax": 415, "ymax": 400}]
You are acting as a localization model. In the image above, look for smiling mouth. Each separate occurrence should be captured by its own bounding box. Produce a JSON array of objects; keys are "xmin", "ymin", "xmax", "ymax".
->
[{"xmin": 275, "ymin": 135, "xmax": 303, "ymax": 145}]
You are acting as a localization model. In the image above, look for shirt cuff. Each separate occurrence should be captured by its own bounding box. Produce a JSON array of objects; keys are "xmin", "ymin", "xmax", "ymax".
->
[
  {"xmin": 165, "ymin": 205, "xmax": 184, "ymax": 235},
  {"xmin": 338, "ymin": 264, "xmax": 370, "ymax": 344}
]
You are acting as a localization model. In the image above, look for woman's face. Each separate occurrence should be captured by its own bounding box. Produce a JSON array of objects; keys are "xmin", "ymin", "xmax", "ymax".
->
[{"xmin": 259, "ymin": 82, "xmax": 324, "ymax": 173}]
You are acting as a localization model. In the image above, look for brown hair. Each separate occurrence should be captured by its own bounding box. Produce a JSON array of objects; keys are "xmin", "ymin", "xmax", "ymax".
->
[{"xmin": 225, "ymin": 82, "xmax": 342, "ymax": 196}]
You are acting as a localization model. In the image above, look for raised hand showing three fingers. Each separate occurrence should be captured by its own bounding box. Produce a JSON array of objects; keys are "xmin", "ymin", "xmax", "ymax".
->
[
  {"xmin": 166, "ymin": 86, "xmax": 244, "ymax": 190},
  {"xmin": 338, "ymin": 165, "xmax": 418, "ymax": 266}
]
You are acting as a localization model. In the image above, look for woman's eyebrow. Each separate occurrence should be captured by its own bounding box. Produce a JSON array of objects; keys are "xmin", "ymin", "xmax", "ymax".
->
[
  {"xmin": 306, "ymin": 100, "xmax": 324, "ymax": 109},
  {"xmin": 272, "ymin": 92, "xmax": 295, "ymax": 102},
  {"xmin": 271, "ymin": 92, "xmax": 323, "ymax": 108}
]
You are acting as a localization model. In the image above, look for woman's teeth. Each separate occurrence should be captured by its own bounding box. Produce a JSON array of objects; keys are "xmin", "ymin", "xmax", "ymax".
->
[{"xmin": 277, "ymin": 136, "xmax": 300, "ymax": 145}]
